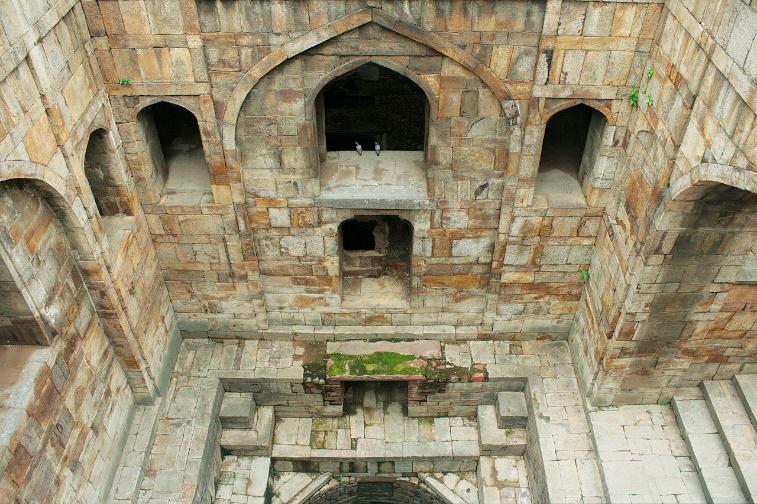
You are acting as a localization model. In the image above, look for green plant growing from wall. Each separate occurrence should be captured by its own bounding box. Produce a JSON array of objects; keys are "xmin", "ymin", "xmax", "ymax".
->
[
  {"xmin": 581, "ymin": 269, "xmax": 590, "ymax": 281},
  {"xmin": 118, "ymin": 77, "xmax": 132, "ymax": 85},
  {"xmin": 629, "ymin": 68, "xmax": 655, "ymax": 107}
]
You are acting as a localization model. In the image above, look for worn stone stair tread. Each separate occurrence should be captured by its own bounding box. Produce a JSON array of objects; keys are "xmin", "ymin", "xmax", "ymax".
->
[
  {"xmin": 700, "ymin": 468, "xmax": 749, "ymax": 504},
  {"xmin": 702, "ymin": 381, "xmax": 757, "ymax": 501},
  {"xmin": 733, "ymin": 374, "xmax": 757, "ymax": 432},
  {"xmin": 672, "ymin": 398, "xmax": 747, "ymax": 502},
  {"xmin": 285, "ymin": 473, "xmax": 332, "ymax": 504},
  {"xmin": 418, "ymin": 473, "xmax": 469, "ymax": 504}
]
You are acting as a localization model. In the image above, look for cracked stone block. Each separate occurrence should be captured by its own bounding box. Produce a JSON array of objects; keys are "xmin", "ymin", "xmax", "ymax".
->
[
  {"xmin": 220, "ymin": 392, "xmax": 256, "ymax": 429},
  {"xmin": 496, "ymin": 391, "xmax": 528, "ymax": 429}
]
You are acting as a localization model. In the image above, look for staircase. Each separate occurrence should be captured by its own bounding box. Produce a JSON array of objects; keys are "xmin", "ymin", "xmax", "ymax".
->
[{"xmin": 672, "ymin": 374, "xmax": 757, "ymax": 503}]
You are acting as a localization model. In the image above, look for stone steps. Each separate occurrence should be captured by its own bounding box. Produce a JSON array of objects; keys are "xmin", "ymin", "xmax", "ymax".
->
[
  {"xmin": 733, "ymin": 374, "xmax": 757, "ymax": 432},
  {"xmin": 477, "ymin": 405, "xmax": 527, "ymax": 456},
  {"xmin": 672, "ymin": 374, "xmax": 757, "ymax": 504},
  {"xmin": 220, "ymin": 405, "xmax": 275, "ymax": 456},
  {"xmin": 702, "ymin": 379, "xmax": 757, "ymax": 501},
  {"xmin": 672, "ymin": 398, "xmax": 747, "ymax": 504}
]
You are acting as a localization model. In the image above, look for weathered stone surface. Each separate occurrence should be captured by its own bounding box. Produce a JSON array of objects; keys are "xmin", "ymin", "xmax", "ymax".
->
[
  {"xmin": 220, "ymin": 393, "xmax": 256, "ymax": 429},
  {"xmin": 496, "ymin": 391, "xmax": 528, "ymax": 429},
  {"xmin": 2, "ymin": 0, "xmax": 757, "ymax": 502}
]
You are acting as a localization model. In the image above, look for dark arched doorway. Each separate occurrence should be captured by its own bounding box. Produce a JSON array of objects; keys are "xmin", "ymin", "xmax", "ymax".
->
[
  {"xmin": 305, "ymin": 478, "xmax": 445, "ymax": 504},
  {"xmin": 318, "ymin": 63, "xmax": 427, "ymax": 153},
  {"xmin": 339, "ymin": 215, "xmax": 412, "ymax": 308}
]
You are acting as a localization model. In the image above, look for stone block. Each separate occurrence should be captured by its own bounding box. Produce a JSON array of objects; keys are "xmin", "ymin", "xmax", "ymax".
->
[
  {"xmin": 478, "ymin": 404, "xmax": 506, "ymax": 454},
  {"xmin": 219, "ymin": 393, "xmax": 255, "ymax": 429},
  {"xmin": 496, "ymin": 391, "xmax": 528, "ymax": 429},
  {"xmin": 220, "ymin": 406, "xmax": 274, "ymax": 456}
]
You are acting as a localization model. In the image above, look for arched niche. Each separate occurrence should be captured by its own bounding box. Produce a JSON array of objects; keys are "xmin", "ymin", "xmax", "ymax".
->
[
  {"xmin": 534, "ymin": 104, "xmax": 611, "ymax": 205},
  {"xmin": 83, "ymin": 128, "xmax": 134, "ymax": 217},
  {"xmin": 136, "ymin": 101, "xmax": 211, "ymax": 195},
  {"xmin": 0, "ymin": 182, "xmax": 87, "ymax": 342},
  {"xmin": 638, "ymin": 183, "xmax": 757, "ymax": 343},
  {"xmin": 315, "ymin": 62, "xmax": 431, "ymax": 204},
  {"xmin": 338, "ymin": 215, "xmax": 413, "ymax": 308}
]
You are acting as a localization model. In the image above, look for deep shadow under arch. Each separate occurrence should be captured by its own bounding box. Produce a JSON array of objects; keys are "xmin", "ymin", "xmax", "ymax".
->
[
  {"xmin": 305, "ymin": 478, "xmax": 445, "ymax": 504},
  {"xmin": 318, "ymin": 62, "xmax": 428, "ymax": 152}
]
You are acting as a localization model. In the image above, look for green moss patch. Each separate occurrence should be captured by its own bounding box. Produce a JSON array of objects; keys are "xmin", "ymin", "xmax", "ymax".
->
[{"xmin": 326, "ymin": 352, "xmax": 428, "ymax": 378}]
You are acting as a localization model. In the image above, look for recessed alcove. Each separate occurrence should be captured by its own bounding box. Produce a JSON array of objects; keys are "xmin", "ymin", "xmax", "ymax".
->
[
  {"xmin": 339, "ymin": 216, "xmax": 412, "ymax": 308},
  {"xmin": 535, "ymin": 104, "xmax": 608, "ymax": 206},
  {"xmin": 137, "ymin": 102, "xmax": 211, "ymax": 195},
  {"xmin": 316, "ymin": 63, "xmax": 429, "ymax": 208}
]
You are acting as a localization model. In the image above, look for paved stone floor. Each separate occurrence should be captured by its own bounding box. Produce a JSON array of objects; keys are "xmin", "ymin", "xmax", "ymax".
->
[
  {"xmin": 341, "ymin": 272, "xmax": 410, "ymax": 308},
  {"xmin": 590, "ymin": 405, "xmax": 705, "ymax": 503},
  {"xmin": 107, "ymin": 339, "xmax": 723, "ymax": 503}
]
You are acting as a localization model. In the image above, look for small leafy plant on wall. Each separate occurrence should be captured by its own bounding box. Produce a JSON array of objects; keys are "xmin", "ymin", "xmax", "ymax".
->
[{"xmin": 629, "ymin": 67, "xmax": 655, "ymax": 107}]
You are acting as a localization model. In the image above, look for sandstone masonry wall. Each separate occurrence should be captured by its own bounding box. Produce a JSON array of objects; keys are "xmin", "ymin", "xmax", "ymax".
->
[
  {"xmin": 0, "ymin": 0, "xmax": 180, "ymax": 501},
  {"xmin": 570, "ymin": 0, "xmax": 757, "ymax": 405}
]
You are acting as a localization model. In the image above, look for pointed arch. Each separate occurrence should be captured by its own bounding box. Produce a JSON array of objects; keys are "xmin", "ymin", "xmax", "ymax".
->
[
  {"xmin": 222, "ymin": 8, "xmax": 514, "ymax": 150},
  {"xmin": 132, "ymin": 96, "xmax": 203, "ymax": 123},
  {"xmin": 653, "ymin": 163, "xmax": 757, "ymax": 232},
  {"xmin": 304, "ymin": 57, "xmax": 439, "ymax": 122},
  {"xmin": 0, "ymin": 161, "xmax": 95, "ymax": 259},
  {"xmin": 539, "ymin": 99, "xmax": 616, "ymax": 126},
  {"xmin": 0, "ymin": 166, "xmax": 158, "ymax": 402}
]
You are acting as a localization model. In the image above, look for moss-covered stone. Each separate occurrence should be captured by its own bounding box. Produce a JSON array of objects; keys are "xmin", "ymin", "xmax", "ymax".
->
[{"xmin": 326, "ymin": 352, "xmax": 428, "ymax": 378}]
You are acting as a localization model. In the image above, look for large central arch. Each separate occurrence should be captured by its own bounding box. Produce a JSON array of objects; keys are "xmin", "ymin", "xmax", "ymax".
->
[{"xmin": 222, "ymin": 8, "xmax": 515, "ymax": 151}]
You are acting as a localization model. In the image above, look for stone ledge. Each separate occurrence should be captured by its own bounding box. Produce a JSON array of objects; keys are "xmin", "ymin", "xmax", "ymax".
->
[
  {"xmin": 326, "ymin": 340, "xmax": 442, "ymax": 358},
  {"xmin": 315, "ymin": 197, "xmax": 435, "ymax": 210}
]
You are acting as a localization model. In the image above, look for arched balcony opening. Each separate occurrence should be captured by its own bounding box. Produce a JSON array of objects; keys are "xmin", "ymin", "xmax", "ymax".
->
[
  {"xmin": 316, "ymin": 63, "xmax": 429, "ymax": 207},
  {"xmin": 319, "ymin": 63, "xmax": 426, "ymax": 153}
]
